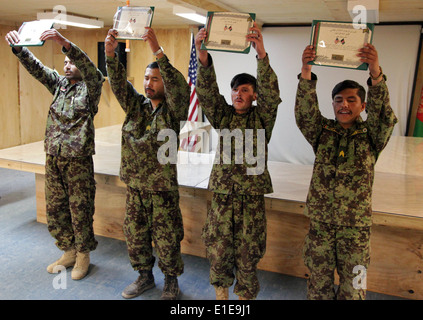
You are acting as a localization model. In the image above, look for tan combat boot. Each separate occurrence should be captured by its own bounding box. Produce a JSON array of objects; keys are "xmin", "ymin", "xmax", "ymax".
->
[
  {"xmin": 215, "ymin": 286, "xmax": 229, "ymax": 300},
  {"xmin": 47, "ymin": 248, "xmax": 77, "ymax": 273},
  {"xmin": 71, "ymin": 251, "xmax": 90, "ymax": 280}
]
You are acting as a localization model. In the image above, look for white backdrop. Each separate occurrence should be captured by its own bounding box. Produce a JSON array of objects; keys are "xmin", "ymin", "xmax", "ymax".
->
[{"xmin": 205, "ymin": 24, "xmax": 421, "ymax": 165}]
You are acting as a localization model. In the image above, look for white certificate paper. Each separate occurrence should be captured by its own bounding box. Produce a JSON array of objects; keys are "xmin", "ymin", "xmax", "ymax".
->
[
  {"xmin": 310, "ymin": 20, "xmax": 374, "ymax": 70},
  {"xmin": 113, "ymin": 6, "xmax": 154, "ymax": 40},
  {"xmin": 201, "ymin": 12, "xmax": 255, "ymax": 54},
  {"xmin": 12, "ymin": 20, "xmax": 54, "ymax": 47}
]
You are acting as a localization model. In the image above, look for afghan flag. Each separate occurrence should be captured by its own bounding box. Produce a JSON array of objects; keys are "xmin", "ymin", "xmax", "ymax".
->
[{"xmin": 414, "ymin": 85, "xmax": 423, "ymax": 137}]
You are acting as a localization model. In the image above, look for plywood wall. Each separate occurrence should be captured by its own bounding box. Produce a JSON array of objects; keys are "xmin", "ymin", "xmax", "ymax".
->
[
  {"xmin": 0, "ymin": 26, "xmax": 191, "ymax": 149},
  {"xmin": 0, "ymin": 25, "xmax": 21, "ymax": 148}
]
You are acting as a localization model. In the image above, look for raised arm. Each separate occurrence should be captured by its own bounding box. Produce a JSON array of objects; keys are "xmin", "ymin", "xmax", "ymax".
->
[
  {"xmin": 142, "ymin": 27, "xmax": 190, "ymax": 121},
  {"xmin": 6, "ymin": 30, "xmax": 60, "ymax": 94},
  {"xmin": 359, "ymin": 44, "xmax": 398, "ymax": 155},
  {"xmin": 105, "ymin": 29, "xmax": 144, "ymax": 113},
  {"xmin": 250, "ymin": 24, "xmax": 281, "ymax": 139},
  {"xmin": 194, "ymin": 29, "xmax": 230, "ymax": 128},
  {"xmin": 40, "ymin": 30, "xmax": 105, "ymax": 102},
  {"xmin": 295, "ymin": 45, "xmax": 324, "ymax": 151}
]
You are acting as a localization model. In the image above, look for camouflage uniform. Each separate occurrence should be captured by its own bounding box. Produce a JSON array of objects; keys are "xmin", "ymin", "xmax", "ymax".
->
[
  {"xmin": 13, "ymin": 44, "xmax": 104, "ymax": 253},
  {"xmin": 295, "ymin": 73, "xmax": 397, "ymax": 299},
  {"xmin": 106, "ymin": 54, "xmax": 189, "ymax": 276},
  {"xmin": 196, "ymin": 53, "xmax": 281, "ymax": 299}
]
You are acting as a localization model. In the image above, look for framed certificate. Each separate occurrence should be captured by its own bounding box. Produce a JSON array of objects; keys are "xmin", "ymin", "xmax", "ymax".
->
[
  {"xmin": 201, "ymin": 12, "xmax": 255, "ymax": 54},
  {"xmin": 11, "ymin": 20, "xmax": 54, "ymax": 47},
  {"xmin": 309, "ymin": 20, "xmax": 374, "ymax": 70},
  {"xmin": 113, "ymin": 6, "xmax": 154, "ymax": 40}
]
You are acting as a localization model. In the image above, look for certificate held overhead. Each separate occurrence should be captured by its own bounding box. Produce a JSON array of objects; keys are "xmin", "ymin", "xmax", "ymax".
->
[
  {"xmin": 201, "ymin": 12, "xmax": 255, "ymax": 54},
  {"xmin": 309, "ymin": 20, "xmax": 374, "ymax": 70},
  {"xmin": 9, "ymin": 20, "xmax": 54, "ymax": 47}
]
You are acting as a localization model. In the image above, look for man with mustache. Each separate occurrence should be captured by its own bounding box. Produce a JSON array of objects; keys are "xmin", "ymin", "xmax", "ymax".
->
[
  {"xmin": 105, "ymin": 27, "xmax": 189, "ymax": 300},
  {"xmin": 194, "ymin": 23, "xmax": 281, "ymax": 300},
  {"xmin": 295, "ymin": 43, "xmax": 398, "ymax": 299},
  {"xmin": 5, "ymin": 29, "xmax": 104, "ymax": 280}
]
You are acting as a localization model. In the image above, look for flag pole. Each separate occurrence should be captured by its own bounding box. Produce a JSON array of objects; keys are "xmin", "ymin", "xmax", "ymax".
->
[{"xmin": 125, "ymin": 0, "xmax": 130, "ymax": 52}]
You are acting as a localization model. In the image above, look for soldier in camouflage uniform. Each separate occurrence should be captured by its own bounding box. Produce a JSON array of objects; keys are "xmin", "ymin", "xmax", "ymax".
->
[
  {"xmin": 105, "ymin": 28, "xmax": 189, "ymax": 300},
  {"xmin": 5, "ymin": 29, "xmax": 104, "ymax": 280},
  {"xmin": 194, "ymin": 23, "xmax": 281, "ymax": 300},
  {"xmin": 295, "ymin": 44, "xmax": 397, "ymax": 299}
]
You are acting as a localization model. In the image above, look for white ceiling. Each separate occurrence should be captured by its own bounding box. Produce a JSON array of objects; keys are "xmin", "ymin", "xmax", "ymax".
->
[{"xmin": 0, "ymin": 0, "xmax": 422, "ymax": 28}]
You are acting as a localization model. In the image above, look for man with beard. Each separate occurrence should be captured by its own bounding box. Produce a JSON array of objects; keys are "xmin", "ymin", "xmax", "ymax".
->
[
  {"xmin": 105, "ymin": 27, "xmax": 190, "ymax": 300},
  {"xmin": 5, "ymin": 29, "xmax": 104, "ymax": 280}
]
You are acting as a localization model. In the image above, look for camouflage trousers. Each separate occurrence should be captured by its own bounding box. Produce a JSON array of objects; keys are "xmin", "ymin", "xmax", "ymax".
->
[
  {"xmin": 202, "ymin": 192, "xmax": 267, "ymax": 299},
  {"xmin": 45, "ymin": 155, "xmax": 97, "ymax": 253},
  {"xmin": 123, "ymin": 186, "xmax": 184, "ymax": 276},
  {"xmin": 303, "ymin": 219, "xmax": 371, "ymax": 300}
]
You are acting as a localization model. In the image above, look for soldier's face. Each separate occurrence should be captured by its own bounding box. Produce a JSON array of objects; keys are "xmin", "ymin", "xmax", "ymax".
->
[
  {"xmin": 231, "ymin": 84, "xmax": 257, "ymax": 114},
  {"xmin": 64, "ymin": 57, "xmax": 82, "ymax": 83},
  {"xmin": 332, "ymin": 88, "xmax": 366, "ymax": 129},
  {"xmin": 144, "ymin": 67, "xmax": 164, "ymax": 101}
]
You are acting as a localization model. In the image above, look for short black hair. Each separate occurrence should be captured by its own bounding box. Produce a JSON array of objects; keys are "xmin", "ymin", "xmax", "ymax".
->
[
  {"xmin": 146, "ymin": 61, "xmax": 159, "ymax": 70},
  {"xmin": 230, "ymin": 73, "xmax": 257, "ymax": 92},
  {"xmin": 332, "ymin": 80, "xmax": 366, "ymax": 103}
]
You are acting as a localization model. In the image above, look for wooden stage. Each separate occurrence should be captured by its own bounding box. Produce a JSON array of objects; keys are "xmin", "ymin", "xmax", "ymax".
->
[{"xmin": 1, "ymin": 125, "xmax": 423, "ymax": 299}]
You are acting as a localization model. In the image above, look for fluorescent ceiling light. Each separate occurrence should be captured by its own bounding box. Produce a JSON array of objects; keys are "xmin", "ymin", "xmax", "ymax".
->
[
  {"xmin": 37, "ymin": 12, "xmax": 104, "ymax": 29},
  {"xmin": 175, "ymin": 13, "xmax": 206, "ymax": 24},
  {"xmin": 173, "ymin": 5, "xmax": 206, "ymax": 24}
]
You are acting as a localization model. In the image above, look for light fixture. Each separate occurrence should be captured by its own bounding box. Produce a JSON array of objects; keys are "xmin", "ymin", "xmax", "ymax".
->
[
  {"xmin": 37, "ymin": 11, "xmax": 104, "ymax": 29},
  {"xmin": 173, "ymin": 5, "xmax": 206, "ymax": 24}
]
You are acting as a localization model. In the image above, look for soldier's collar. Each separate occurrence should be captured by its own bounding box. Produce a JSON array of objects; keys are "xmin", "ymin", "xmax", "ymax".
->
[{"xmin": 324, "ymin": 118, "xmax": 367, "ymax": 136}]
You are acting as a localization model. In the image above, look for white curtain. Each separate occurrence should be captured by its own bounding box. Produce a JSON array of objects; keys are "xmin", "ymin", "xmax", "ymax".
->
[{"xmin": 206, "ymin": 24, "xmax": 421, "ymax": 165}]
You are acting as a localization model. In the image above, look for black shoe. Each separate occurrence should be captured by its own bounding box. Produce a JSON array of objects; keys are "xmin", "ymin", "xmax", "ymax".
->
[
  {"xmin": 122, "ymin": 270, "xmax": 155, "ymax": 299},
  {"xmin": 160, "ymin": 275, "xmax": 180, "ymax": 300}
]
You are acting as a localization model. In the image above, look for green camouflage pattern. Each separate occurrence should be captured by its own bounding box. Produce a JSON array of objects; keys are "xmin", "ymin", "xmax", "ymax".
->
[
  {"xmin": 106, "ymin": 54, "xmax": 190, "ymax": 192},
  {"xmin": 124, "ymin": 186, "xmax": 184, "ymax": 276},
  {"xmin": 45, "ymin": 155, "xmax": 97, "ymax": 253},
  {"xmin": 196, "ymin": 53, "xmax": 281, "ymax": 195},
  {"xmin": 202, "ymin": 193, "xmax": 266, "ymax": 299},
  {"xmin": 303, "ymin": 219, "xmax": 370, "ymax": 300},
  {"xmin": 15, "ymin": 44, "xmax": 105, "ymax": 157},
  {"xmin": 295, "ymin": 75, "xmax": 398, "ymax": 227}
]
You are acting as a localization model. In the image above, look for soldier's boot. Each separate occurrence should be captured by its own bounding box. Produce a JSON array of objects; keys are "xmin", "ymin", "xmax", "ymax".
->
[
  {"xmin": 47, "ymin": 248, "xmax": 77, "ymax": 273},
  {"xmin": 161, "ymin": 275, "xmax": 180, "ymax": 300},
  {"xmin": 122, "ymin": 270, "xmax": 155, "ymax": 299},
  {"xmin": 238, "ymin": 296, "xmax": 250, "ymax": 300},
  {"xmin": 215, "ymin": 286, "xmax": 229, "ymax": 300},
  {"xmin": 71, "ymin": 251, "xmax": 90, "ymax": 280}
]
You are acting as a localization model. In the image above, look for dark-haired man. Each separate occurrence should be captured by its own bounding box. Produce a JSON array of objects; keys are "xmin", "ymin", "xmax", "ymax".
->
[
  {"xmin": 5, "ymin": 29, "xmax": 104, "ymax": 281},
  {"xmin": 105, "ymin": 28, "xmax": 190, "ymax": 300},
  {"xmin": 194, "ymin": 23, "xmax": 281, "ymax": 300},
  {"xmin": 295, "ymin": 44, "xmax": 397, "ymax": 299}
]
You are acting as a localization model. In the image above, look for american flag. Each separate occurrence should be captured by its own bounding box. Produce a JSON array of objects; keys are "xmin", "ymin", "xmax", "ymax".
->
[{"xmin": 180, "ymin": 34, "xmax": 200, "ymax": 151}]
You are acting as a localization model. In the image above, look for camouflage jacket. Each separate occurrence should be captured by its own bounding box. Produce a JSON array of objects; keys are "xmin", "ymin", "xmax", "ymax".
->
[
  {"xmin": 295, "ymin": 74, "xmax": 397, "ymax": 227},
  {"xmin": 106, "ymin": 54, "xmax": 190, "ymax": 191},
  {"xmin": 196, "ymin": 53, "xmax": 281, "ymax": 195},
  {"xmin": 14, "ymin": 44, "xmax": 104, "ymax": 157}
]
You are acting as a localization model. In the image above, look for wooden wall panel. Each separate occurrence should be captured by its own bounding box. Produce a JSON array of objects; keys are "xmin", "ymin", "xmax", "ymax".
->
[
  {"xmin": 0, "ymin": 25, "xmax": 21, "ymax": 149},
  {"xmin": 0, "ymin": 26, "xmax": 191, "ymax": 149}
]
